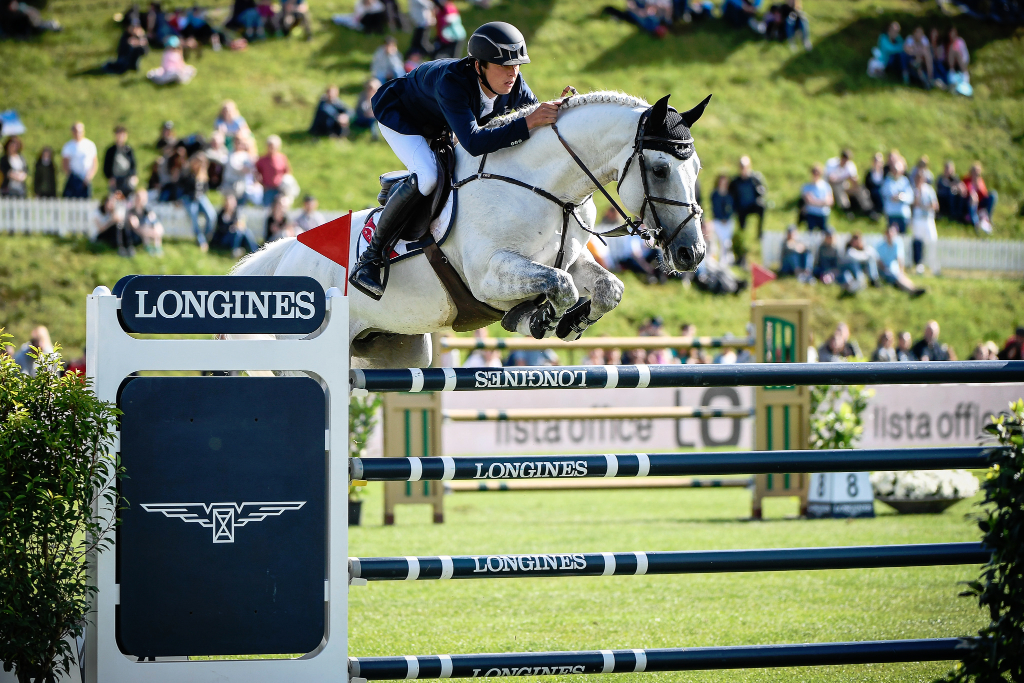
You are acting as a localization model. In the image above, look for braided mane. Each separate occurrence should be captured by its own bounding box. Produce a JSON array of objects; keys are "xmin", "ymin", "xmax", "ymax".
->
[{"xmin": 484, "ymin": 90, "xmax": 649, "ymax": 129}]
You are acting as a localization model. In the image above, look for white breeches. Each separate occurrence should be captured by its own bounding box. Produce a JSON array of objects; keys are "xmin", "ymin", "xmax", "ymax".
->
[{"xmin": 380, "ymin": 124, "xmax": 438, "ymax": 196}]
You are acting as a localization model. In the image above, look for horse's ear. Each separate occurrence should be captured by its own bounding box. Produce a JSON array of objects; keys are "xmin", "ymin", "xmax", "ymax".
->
[
  {"xmin": 650, "ymin": 95, "xmax": 671, "ymax": 127},
  {"xmin": 680, "ymin": 94, "xmax": 712, "ymax": 127}
]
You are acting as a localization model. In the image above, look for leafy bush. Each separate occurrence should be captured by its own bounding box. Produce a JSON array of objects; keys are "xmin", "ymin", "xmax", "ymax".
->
[
  {"xmin": 348, "ymin": 392, "xmax": 382, "ymax": 501},
  {"xmin": 810, "ymin": 384, "xmax": 873, "ymax": 450},
  {"xmin": 939, "ymin": 399, "xmax": 1024, "ymax": 682},
  {"xmin": 0, "ymin": 334, "xmax": 120, "ymax": 683}
]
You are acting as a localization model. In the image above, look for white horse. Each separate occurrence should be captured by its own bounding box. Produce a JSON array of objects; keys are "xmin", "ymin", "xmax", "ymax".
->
[{"xmin": 233, "ymin": 91, "xmax": 710, "ymax": 369}]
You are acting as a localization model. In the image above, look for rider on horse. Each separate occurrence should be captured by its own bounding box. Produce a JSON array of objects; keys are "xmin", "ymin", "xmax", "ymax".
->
[{"xmin": 348, "ymin": 21, "xmax": 567, "ymax": 300}]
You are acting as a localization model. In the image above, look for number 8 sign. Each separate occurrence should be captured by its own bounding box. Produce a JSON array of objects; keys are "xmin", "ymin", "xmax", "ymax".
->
[{"xmin": 807, "ymin": 472, "xmax": 875, "ymax": 518}]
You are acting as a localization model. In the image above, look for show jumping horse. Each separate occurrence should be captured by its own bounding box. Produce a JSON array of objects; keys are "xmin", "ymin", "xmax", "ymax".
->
[{"xmin": 232, "ymin": 92, "xmax": 711, "ymax": 369}]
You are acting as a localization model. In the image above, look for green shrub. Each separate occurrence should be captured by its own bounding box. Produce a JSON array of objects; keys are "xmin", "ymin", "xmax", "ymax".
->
[
  {"xmin": 349, "ymin": 392, "xmax": 382, "ymax": 501},
  {"xmin": 810, "ymin": 384, "xmax": 872, "ymax": 450},
  {"xmin": 0, "ymin": 333, "xmax": 120, "ymax": 683}
]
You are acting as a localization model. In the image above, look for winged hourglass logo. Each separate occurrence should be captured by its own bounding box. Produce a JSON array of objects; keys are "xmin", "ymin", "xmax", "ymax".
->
[{"xmin": 140, "ymin": 502, "xmax": 306, "ymax": 543}]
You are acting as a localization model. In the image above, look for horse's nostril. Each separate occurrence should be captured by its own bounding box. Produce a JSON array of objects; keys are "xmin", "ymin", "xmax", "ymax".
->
[{"xmin": 676, "ymin": 246, "xmax": 693, "ymax": 263}]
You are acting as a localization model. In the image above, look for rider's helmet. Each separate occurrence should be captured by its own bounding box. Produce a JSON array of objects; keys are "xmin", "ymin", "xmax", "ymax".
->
[{"xmin": 468, "ymin": 22, "xmax": 530, "ymax": 65}]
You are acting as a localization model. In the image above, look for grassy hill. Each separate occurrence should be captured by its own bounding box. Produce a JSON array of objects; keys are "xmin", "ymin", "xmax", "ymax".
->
[{"xmin": 1, "ymin": 0, "xmax": 1022, "ymax": 236}]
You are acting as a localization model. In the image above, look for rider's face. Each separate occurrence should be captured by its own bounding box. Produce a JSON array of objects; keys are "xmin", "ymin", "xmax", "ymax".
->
[{"xmin": 478, "ymin": 62, "xmax": 519, "ymax": 96}]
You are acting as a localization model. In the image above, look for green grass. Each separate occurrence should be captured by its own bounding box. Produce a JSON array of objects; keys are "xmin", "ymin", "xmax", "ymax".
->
[
  {"xmin": 349, "ymin": 482, "xmax": 987, "ymax": 682},
  {"xmin": 1, "ymin": 0, "xmax": 1022, "ymax": 237}
]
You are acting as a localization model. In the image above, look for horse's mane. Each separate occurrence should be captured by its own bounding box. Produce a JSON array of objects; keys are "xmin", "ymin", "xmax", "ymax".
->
[{"xmin": 484, "ymin": 91, "xmax": 649, "ymax": 129}]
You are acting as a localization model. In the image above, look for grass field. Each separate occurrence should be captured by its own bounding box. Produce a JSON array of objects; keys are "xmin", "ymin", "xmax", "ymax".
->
[
  {"xmin": 348, "ymin": 482, "xmax": 987, "ymax": 682},
  {"xmin": 1, "ymin": 0, "xmax": 1022, "ymax": 237}
]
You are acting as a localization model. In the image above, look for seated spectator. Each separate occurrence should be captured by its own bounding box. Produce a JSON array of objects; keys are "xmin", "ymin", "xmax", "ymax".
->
[
  {"xmin": 834, "ymin": 322, "xmax": 861, "ymax": 357},
  {"xmin": 505, "ymin": 349, "xmax": 558, "ymax": 366},
  {"xmin": 601, "ymin": 1, "xmax": 668, "ymax": 38},
  {"xmin": 801, "ymin": 163, "xmax": 833, "ymax": 231},
  {"xmin": 103, "ymin": 23, "xmax": 149, "ymax": 74},
  {"xmin": 582, "ymin": 348, "xmax": 606, "ymax": 366},
  {"xmin": 0, "ymin": 1, "xmax": 61, "ymax": 38},
  {"xmin": 874, "ymin": 22, "xmax": 910, "ymax": 83},
  {"xmin": 818, "ymin": 331, "xmax": 847, "ymax": 362},
  {"xmin": 33, "ymin": 146, "xmax": 57, "ymax": 198},
  {"xmin": 722, "ymin": 0, "xmax": 764, "ymax": 33},
  {"xmin": 147, "ymin": 35, "xmax": 196, "ymax": 84},
  {"xmin": 295, "ymin": 194, "xmax": 324, "ymax": 232},
  {"xmin": 910, "ymin": 169, "xmax": 939, "ymax": 276},
  {"xmin": 895, "ymin": 331, "xmax": 915, "ymax": 360},
  {"xmin": 127, "ymin": 188, "xmax": 164, "ymax": 256},
  {"xmin": 694, "ymin": 256, "xmax": 748, "ymax": 295},
  {"xmin": 155, "ymin": 143, "xmax": 185, "ymax": 201},
  {"xmin": 813, "ymin": 228, "xmax": 840, "ymax": 283},
  {"xmin": 903, "ymin": 26, "xmax": 936, "ymax": 88},
  {"xmin": 962, "ymin": 161, "xmax": 996, "ymax": 234},
  {"xmin": 211, "ymin": 193, "xmax": 259, "ymax": 258},
  {"xmin": 997, "ymin": 326, "xmax": 1024, "ymax": 360},
  {"xmin": 180, "ymin": 5, "xmax": 224, "ymax": 50},
  {"xmin": 333, "ymin": 0, "xmax": 387, "ymax": 33},
  {"xmin": 863, "ymin": 152, "xmax": 885, "ymax": 220},
  {"xmin": 912, "ymin": 320, "xmax": 950, "ymax": 361},
  {"xmin": 222, "ymin": 135, "xmax": 262, "ymax": 205},
  {"xmin": 103, "ymin": 125, "xmax": 138, "ymax": 196},
  {"xmin": 936, "ymin": 160, "xmax": 964, "ymax": 221},
  {"xmin": 709, "ymin": 174, "xmax": 735, "ymax": 265},
  {"xmin": 61, "ymin": 122, "xmax": 99, "ymax": 199},
  {"xmin": 255, "ymin": 135, "xmax": 291, "ymax": 207},
  {"xmin": 908, "ymin": 155, "xmax": 934, "ymax": 187},
  {"xmin": 607, "ymin": 233, "xmax": 661, "ymax": 283},
  {"xmin": 880, "ymin": 157, "xmax": 912, "ymax": 233},
  {"xmin": 144, "ymin": 1, "xmax": 175, "ymax": 47},
  {"xmin": 265, "ymin": 195, "xmax": 295, "ymax": 242},
  {"xmin": 226, "ymin": 0, "xmax": 265, "ymax": 40},
  {"xmin": 1, "ymin": 136, "xmax": 28, "ymax": 197},
  {"xmin": 205, "ymin": 131, "xmax": 228, "ymax": 189},
  {"xmin": 838, "ymin": 231, "xmax": 879, "ymax": 294},
  {"xmin": 407, "ymin": 0, "xmax": 434, "ymax": 57},
  {"xmin": 156, "ymin": 120, "xmax": 177, "ymax": 150},
  {"xmin": 309, "ymin": 85, "xmax": 352, "ymax": 138},
  {"xmin": 13, "ymin": 326, "xmax": 54, "ymax": 377},
  {"xmin": 871, "ymin": 329, "xmax": 897, "ymax": 362},
  {"xmin": 927, "ymin": 28, "xmax": 950, "ymax": 85},
  {"xmin": 971, "ymin": 340, "xmax": 1000, "ymax": 360},
  {"xmin": 876, "ymin": 223, "xmax": 925, "ymax": 296},
  {"xmin": 433, "ymin": 0, "xmax": 467, "ymax": 57},
  {"xmin": 271, "ymin": 0, "xmax": 312, "ymax": 40},
  {"xmin": 945, "ymin": 27, "xmax": 970, "ymax": 94},
  {"xmin": 464, "ymin": 346, "xmax": 503, "ymax": 367},
  {"xmin": 825, "ymin": 149, "xmax": 870, "ymax": 218},
  {"xmin": 778, "ymin": 225, "xmax": 812, "ymax": 282},
  {"xmin": 353, "ymin": 79, "xmax": 381, "ymax": 138},
  {"xmin": 92, "ymin": 194, "xmax": 139, "ymax": 256},
  {"xmin": 371, "ymin": 36, "xmax": 405, "ymax": 83},
  {"xmin": 179, "ymin": 152, "xmax": 217, "ymax": 252},
  {"xmin": 765, "ymin": 0, "xmax": 811, "ymax": 51},
  {"xmin": 215, "ymin": 100, "xmax": 250, "ymax": 140}
]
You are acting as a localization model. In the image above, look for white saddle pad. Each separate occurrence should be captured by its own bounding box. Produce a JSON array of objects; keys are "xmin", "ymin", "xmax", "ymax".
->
[{"xmin": 354, "ymin": 191, "xmax": 457, "ymax": 264}]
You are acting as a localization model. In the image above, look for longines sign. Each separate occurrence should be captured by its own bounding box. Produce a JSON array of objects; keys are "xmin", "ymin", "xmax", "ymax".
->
[{"xmin": 117, "ymin": 275, "xmax": 326, "ymax": 334}]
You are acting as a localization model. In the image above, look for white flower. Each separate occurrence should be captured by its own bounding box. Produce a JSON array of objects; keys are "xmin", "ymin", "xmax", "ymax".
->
[{"xmin": 871, "ymin": 470, "xmax": 979, "ymax": 500}]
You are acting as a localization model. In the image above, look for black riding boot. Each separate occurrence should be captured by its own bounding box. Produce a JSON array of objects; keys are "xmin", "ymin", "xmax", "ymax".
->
[{"xmin": 349, "ymin": 174, "xmax": 424, "ymax": 300}]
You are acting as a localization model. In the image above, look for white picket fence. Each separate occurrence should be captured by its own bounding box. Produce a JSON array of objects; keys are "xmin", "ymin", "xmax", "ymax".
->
[
  {"xmin": 760, "ymin": 230, "xmax": 1024, "ymax": 273},
  {"xmin": 0, "ymin": 197, "xmax": 348, "ymax": 242}
]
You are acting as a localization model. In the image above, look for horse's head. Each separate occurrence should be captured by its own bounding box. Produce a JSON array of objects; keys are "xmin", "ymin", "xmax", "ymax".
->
[{"xmin": 617, "ymin": 94, "xmax": 711, "ymax": 273}]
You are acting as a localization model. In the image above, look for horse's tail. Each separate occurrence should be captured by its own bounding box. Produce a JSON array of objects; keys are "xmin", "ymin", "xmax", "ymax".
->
[{"xmin": 231, "ymin": 237, "xmax": 295, "ymax": 276}]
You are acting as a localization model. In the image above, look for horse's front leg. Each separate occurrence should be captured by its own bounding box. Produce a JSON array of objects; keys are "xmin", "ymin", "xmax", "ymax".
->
[
  {"xmin": 473, "ymin": 249, "xmax": 579, "ymax": 339},
  {"xmin": 556, "ymin": 248, "xmax": 625, "ymax": 341}
]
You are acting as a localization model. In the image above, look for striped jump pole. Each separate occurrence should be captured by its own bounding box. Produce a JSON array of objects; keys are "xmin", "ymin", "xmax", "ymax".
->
[
  {"xmin": 442, "ymin": 406, "xmax": 755, "ymax": 421},
  {"xmin": 438, "ymin": 335, "xmax": 757, "ymax": 351},
  {"xmin": 348, "ymin": 543, "xmax": 989, "ymax": 582},
  {"xmin": 349, "ymin": 446, "xmax": 996, "ymax": 482},
  {"xmin": 348, "ymin": 638, "xmax": 974, "ymax": 680},
  {"xmin": 350, "ymin": 360, "xmax": 1024, "ymax": 393}
]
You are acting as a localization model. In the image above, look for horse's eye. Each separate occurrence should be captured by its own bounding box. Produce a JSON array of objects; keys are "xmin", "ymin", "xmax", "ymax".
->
[{"xmin": 652, "ymin": 164, "xmax": 669, "ymax": 179}]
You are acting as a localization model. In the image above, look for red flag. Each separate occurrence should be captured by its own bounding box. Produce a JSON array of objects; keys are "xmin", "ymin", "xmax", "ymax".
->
[
  {"xmin": 297, "ymin": 211, "xmax": 352, "ymax": 294},
  {"xmin": 751, "ymin": 261, "xmax": 777, "ymax": 290}
]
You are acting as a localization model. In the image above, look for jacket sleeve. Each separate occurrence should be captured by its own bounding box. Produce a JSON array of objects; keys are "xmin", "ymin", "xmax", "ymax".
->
[
  {"xmin": 436, "ymin": 74, "xmax": 530, "ymax": 157},
  {"xmin": 127, "ymin": 147, "xmax": 137, "ymax": 176},
  {"xmin": 103, "ymin": 147, "xmax": 115, "ymax": 179}
]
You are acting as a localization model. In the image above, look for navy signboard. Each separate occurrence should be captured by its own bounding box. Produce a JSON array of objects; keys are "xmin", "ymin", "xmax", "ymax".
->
[
  {"xmin": 118, "ymin": 376, "xmax": 326, "ymax": 657},
  {"xmin": 117, "ymin": 275, "xmax": 326, "ymax": 334}
]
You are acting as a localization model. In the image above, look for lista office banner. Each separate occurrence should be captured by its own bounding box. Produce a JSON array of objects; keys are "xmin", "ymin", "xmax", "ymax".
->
[{"xmin": 117, "ymin": 274, "xmax": 326, "ymax": 334}]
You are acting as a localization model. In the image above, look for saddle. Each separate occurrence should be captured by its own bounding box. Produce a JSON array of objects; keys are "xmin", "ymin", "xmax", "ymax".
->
[{"xmin": 375, "ymin": 134, "xmax": 504, "ymax": 332}]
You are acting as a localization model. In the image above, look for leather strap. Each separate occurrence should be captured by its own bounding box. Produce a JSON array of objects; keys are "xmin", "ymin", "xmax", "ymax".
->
[{"xmin": 423, "ymin": 236, "xmax": 504, "ymax": 333}]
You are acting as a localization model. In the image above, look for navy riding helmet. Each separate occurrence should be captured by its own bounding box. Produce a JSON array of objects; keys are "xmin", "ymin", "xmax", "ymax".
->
[{"xmin": 468, "ymin": 22, "xmax": 531, "ymax": 66}]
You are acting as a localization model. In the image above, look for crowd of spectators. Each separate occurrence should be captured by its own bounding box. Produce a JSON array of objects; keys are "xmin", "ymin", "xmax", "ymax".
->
[
  {"xmin": 868, "ymin": 22, "xmax": 975, "ymax": 95},
  {"xmin": 0, "ymin": 2, "xmax": 61, "ymax": 39}
]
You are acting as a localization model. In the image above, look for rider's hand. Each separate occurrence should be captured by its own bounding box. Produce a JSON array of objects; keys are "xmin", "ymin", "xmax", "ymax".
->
[{"xmin": 526, "ymin": 100, "xmax": 562, "ymax": 130}]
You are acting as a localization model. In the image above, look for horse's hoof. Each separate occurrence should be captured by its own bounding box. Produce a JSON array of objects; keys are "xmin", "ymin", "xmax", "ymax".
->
[
  {"xmin": 501, "ymin": 301, "xmax": 535, "ymax": 333},
  {"xmin": 528, "ymin": 301, "xmax": 559, "ymax": 340},
  {"xmin": 556, "ymin": 298, "xmax": 596, "ymax": 341}
]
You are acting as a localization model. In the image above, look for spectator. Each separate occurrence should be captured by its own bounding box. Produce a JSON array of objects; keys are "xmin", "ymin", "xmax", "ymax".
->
[
  {"xmin": 765, "ymin": 0, "xmax": 811, "ymax": 50},
  {"xmin": 863, "ymin": 152, "xmax": 885, "ymax": 221},
  {"xmin": 211, "ymin": 193, "xmax": 259, "ymax": 258},
  {"xmin": 433, "ymin": 0, "xmax": 467, "ymax": 58},
  {"xmin": 214, "ymin": 100, "xmax": 250, "ymax": 140},
  {"xmin": 818, "ymin": 331, "xmax": 846, "ymax": 362},
  {"xmin": 876, "ymin": 223, "xmax": 926, "ymax": 296},
  {"xmin": 406, "ymin": 0, "xmax": 434, "ymax": 57},
  {"xmin": 722, "ymin": 0, "xmax": 764, "ymax": 32},
  {"xmin": 1, "ymin": 136, "xmax": 28, "ymax": 197},
  {"xmin": 875, "ymin": 21, "xmax": 909, "ymax": 83},
  {"xmin": 310, "ymin": 85, "xmax": 352, "ymax": 138},
  {"xmin": 800, "ymin": 163, "xmax": 833, "ymax": 231},
  {"xmin": 295, "ymin": 194, "xmax": 325, "ymax": 232},
  {"xmin": 156, "ymin": 143, "xmax": 187, "ymax": 201},
  {"xmin": 226, "ymin": 0, "xmax": 265, "ymax": 40},
  {"xmin": 353, "ymin": 79, "xmax": 381, "ymax": 137},
  {"xmin": 92, "ymin": 193, "xmax": 138, "ymax": 256},
  {"xmin": 778, "ymin": 225, "xmax": 812, "ymax": 282},
  {"xmin": 962, "ymin": 161, "xmax": 996, "ymax": 234},
  {"xmin": 462, "ymin": 330, "xmax": 503, "ymax": 368},
  {"xmin": 910, "ymin": 168, "xmax": 939, "ymax": 276},
  {"xmin": 728, "ymin": 155, "xmax": 766, "ymax": 245},
  {"xmin": 928, "ymin": 28, "xmax": 950, "ymax": 85},
  {"xmin": 102, "ymin": 22, "xmax": 149, "ymax": 74},
  {"xmin": 581, "ymin": 348, "xmax": 606, "ymax": 366},
  {"xmin": 911, "ymin": 320, "xmax": 950, "ymax": 361},
  {"xmin": 264, "ymin": 195, "xmax": 295, "ymax": 242},
  {"xmin": 908, "ymin": 154, "xmax": 934, "ymax": 187},
  {"xmin": 834, "ymin": 321, "xmax": 861, "ymax": 357},
  {"xmin": 0, "ymin": 1, "xmax": 61, "ymax": 38},
  {"xmin": 601, "ymin": 1, "xmax": 668, "ymax": 37},
  {"xmin": 179, "ymin": 152, "xmax": 217, "ymax": 252},
  {"xmin": 839, "ymin": 231, "xmax": 879, "ymax": 294},
  {"xmin": 271, "ymin": 0, "xmax": 312, "ymax": 41},
  {"xmin": 505, "ymin": 349, "xmax": 558, "ymax": 366},
  {"xmin": 33, "ymin": 146, "xmax": 57, "ymax": 198},
  {"xmin": 626, "ymin": 347, "xmax": 648, "ymax": 365},
  {"xmin": 946, "ymin": 27, "xmax": 970, "ymax": 85},
  {"xmin": 936, "ymin": 160, "xmax": 964, "ymax": 221},
  {"xmin": 871, "ymin": 329, "xmax": 898, "ymax": 362},
  {"xmin": 223, "ymin": 135, "xmax": 262, "ymax": 205},
  {"xmin": 127, "ymin": 188, "xmax": 164, "ymax": 256},
  {"xmin": 896, "ymin": 331, "xmax": 916, "ymax": 361},
  {"xmin": 997, "ymin": 326, "xmax": 1024, "ymax": 360},
  {"xmin": 709, "ymin": 173, "xmax": 735, "ymax": 265},
  {"xmin": 825, "ymin": 149, "xmax": 869, "ymax": 218},
  {"xmin": 156, "ymin": 120, "xmax": 176, "ymax": 150},
  {"xmin": 813, "ymin": 228, "xmax": 841, "ymax": 283},
  {"xmin": 146, "ymin": 35, "xmax": 197, "ymax": 84},
  {"xmin": 180, "ymin": 5, "xmax": 225, "ymax": 50},
  {"xmin": 606, "ymin": 348, "xmax": 623, "ymax": 365},
  {"xmin": 371, "ymin": 36, "xmax": 405, "ymax": 83},
  {"xmin": 903, "ymin": 26, "xmax": 936, "ymax": 88},
  {"xmin": 61, "ymin": 122, "xmax": 98, "ymax": 199},
  {"xmin": 332, "ymin": 0, "xmax": 387, "ymax": 33},
  {"xmin": 144, "ymin": 1, "xmax": 175, "ymax": 47},
  {"xmin": 13, "ymin": 326, "xmax": 54, "ymax": 377},
  {"xmin": 255, "ymin": 134, "xmax": 291, "ymax": 207},
  {"xmin": 880, "ymin": 157, "xmax": 912, "ymax": 233},
  {"xmin": 103, "ymin": 125, "xmax": 138, "ymax": 196},
  {"xmin": 971, "ymin": 341, "xmax": 999, "ymax": 360},
  {"xmin": 205, "ymin": 131, "xmax": 228, "ymax": 189},
  {"xmin": 607, "ymin": 233, "xmax": 661, "ymax": 283}
]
